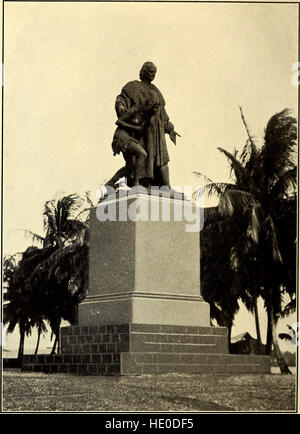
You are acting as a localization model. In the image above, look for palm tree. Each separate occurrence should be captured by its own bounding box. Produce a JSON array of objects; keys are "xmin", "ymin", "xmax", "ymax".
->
[
  {"xmin": 43, "ymin": 194, "xmax": 84, "ymax": 248},
  {"xmin": 196, "ymin": 107, "xmax": 297, "ymax": 374},
  {"xmin": 32, "ymin": 318, "xmax": 48, "ymax": 355},
  {"xmin": 3, "ymin": 248, "xmax": 43, "ymax": 363},
  {"xmin": 32, "ymin": 237, "xmax": 88, "ymax": 354},
  {"xmin": 27, "ymin": 193, "xmax": 90, "ymax": 353},
  {"xmin": 4, "ymin": 193, "xmax": 91, "ymax": 357},
  {"xmin": 201, "ymin": 209, "xmax": 241, "ymax": 350},
  {"xmin": 3, "ymin": 304, "xmax": 31, "ymax": 364},
  {"xmin": 274, "ymin": 193, "xmax": 297, "ymax": 320}
]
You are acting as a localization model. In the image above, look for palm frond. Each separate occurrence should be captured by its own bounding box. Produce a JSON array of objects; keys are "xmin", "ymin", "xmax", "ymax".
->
[
  {"xmin": 29, "ymin": 239, "xmax": 88, "ymax": 291},
  {"xmin": 35, "ymin": 319, "xmax": 48, "ymax": 335},
  {"xmin": 85, "ymin": 191, "xmax": 96, "ymax": 208},
  {"xmin": 278, "ymin": 333, "xmax": 292, "ymax": 342},
  {"xmin": 270, "ymin": 167, "xmax": 297, "ymax": 201},
  {"xmin": 4, "ymin": 251, "xmax": 23, "ymax": 260},
  {"xmin": 63, "ymin": 219, "xmax": 87, "ymax": 240},
  {"xmin": 194, "ymin": 182, "xmax": 238, "ymax": 200},
  {"xmin": 74, "ymin": 208, "xmax": 92, "ymax": 222},
  {"xmin": 229, "ymin": 148, "xmax": 239, "ymax": 179},
  {"xmin": 219, "ymin": 189, "xmax": 257, "ymax": 217},
  {"xmin": 239, "ymin": 106, "xmax": 258, "ymax": 162},
  {"xmin": 282, "ymin": 298, "xmax": 296, "ymax": 316},
  {"xmin": 58, "ymin": 194, "xmax": 82, "ymax": 225},
  {"xmin": 286, "ymin": 324, "xmax": 297, "ymax": 334},
  {"xmin": 43, "ymin": 199, "xmax": 57, "ymax": 232},
  {"xmin": 262, "ymin": 108, "xmax": 297, "ymax": 187},
  {"xmin": 23, "ymin": 230, "xmax": 45, "ymax": 245},
  {"xmin": 193, "ymin": 172, "xmax": 214, "ymax": 184},
  {"xmin": 246, "ymin": 203, "xmax": 261, "ymax": 244},
  {"xmin": 217, "ymin": 147, "xmax": 255, "ymax": 191},
  {"xmin": 7, "ymin": 319, "xmax": 18, "ymax": 334},
  {"xmin": 262, "ymin": 215, "xmax": 283, "ymax": 263}
]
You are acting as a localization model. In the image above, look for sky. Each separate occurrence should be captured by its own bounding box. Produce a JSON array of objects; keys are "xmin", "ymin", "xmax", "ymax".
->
[{"xmin": 2, "ymin": 2, "xmax": 298, "ymax": 354}]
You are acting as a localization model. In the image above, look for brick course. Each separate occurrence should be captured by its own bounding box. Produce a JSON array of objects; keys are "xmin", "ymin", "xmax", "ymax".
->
[{"xmin": 22, "ymin": 323, "xmax": 270, "ymax": 376}]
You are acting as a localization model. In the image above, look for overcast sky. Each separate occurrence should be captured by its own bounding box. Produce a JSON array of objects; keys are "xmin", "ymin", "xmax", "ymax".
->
[{"xmin": 3, "ymin": 2, "xmax": 298, "ymax": 352}]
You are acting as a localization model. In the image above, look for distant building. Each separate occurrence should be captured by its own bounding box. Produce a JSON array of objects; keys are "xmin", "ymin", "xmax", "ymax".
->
[{"xmin": 231, "ymin": 332, "xmax": 266, "ymax": 355}]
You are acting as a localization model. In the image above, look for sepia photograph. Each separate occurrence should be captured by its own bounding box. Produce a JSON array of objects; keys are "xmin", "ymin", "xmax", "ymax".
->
[{"xmin": 1, "ymin": 0, "xmax": 298, "ymax": 416}]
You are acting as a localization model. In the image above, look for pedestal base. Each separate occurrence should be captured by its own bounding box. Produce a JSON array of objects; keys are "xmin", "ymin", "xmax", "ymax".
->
[
  {"xmin": 78, "ymin": 293, "xmax": 210, "ymax": 326},
  {"xmin": 22, "ymin": 323, "xmax": 270, "ymax": 375},
  {"xmin": 21, "ymin": 196, "xmax": 270, "ymax": 375}
]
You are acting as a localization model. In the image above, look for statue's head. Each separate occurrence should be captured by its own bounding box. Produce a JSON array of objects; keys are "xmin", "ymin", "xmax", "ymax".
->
[{"xmin": 139, "ymin": 62, "xmax": 157, "ymax": 82}]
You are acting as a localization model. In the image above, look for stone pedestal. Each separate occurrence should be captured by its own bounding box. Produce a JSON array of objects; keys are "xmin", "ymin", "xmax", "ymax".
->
[
  {"xmin": 21, "ymin": 192, "xmax": 270, "ymax": 375},
  {"xmin": 78, "ymin": 193, "xmax": 210, "ymax": 327}
]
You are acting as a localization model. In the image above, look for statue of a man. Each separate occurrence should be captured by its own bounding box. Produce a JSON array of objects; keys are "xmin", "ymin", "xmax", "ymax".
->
[{"xmin": 114, "ymin": 61, "xmax": 180, "ymax": 188}]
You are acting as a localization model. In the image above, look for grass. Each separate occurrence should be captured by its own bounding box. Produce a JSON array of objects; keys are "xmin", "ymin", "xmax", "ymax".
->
[{"xmin": 2, "ymin": 369, "xmax": 296, "ymax": 412}]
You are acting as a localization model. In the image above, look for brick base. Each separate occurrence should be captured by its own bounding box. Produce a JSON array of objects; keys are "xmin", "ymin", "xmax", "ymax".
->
[{"xmin": 21, "ymin": 323, "xmax": 270, "ymax": 375}]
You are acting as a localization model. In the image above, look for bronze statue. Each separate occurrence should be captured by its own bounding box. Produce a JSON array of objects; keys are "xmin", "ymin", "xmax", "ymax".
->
[{"xmin": 107, "ymin": 62, "xmax": 180, "ymax": 190}]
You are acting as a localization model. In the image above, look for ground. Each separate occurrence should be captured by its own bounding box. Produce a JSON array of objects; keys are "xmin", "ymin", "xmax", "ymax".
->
[{"xmin": 2, "ymin": 369, "xmax": 296, "ymax": 412}]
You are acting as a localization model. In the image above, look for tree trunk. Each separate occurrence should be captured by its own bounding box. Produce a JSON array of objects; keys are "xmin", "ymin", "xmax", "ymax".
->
[
  {"xmin": 228, "ymin": 323, "xmax": 232, "ymax": 353},
  {"xmin": 34, "ymin": 322, "xmax": 42, "ymax": 355},
  {"xmin": 265, "ymin": 305, "xmax": 272, "ymax": 355},
  {"xmin": 50, "ymin": 318, "xmax": 61, "ymax": 354},
  {"xmin": 253, "ymin": 297, "xmax": 263, "ymax": 354},
  {"xmin": 270, "ymin": 303, "xmax": 291, "ymax": 374},
  {"xmin": 75, "ymin": 304, "xmax": 79, "ymax": 325},
  {"xmin": 51, "ymin": 334, "xmax": 58, "ymax": 354},
  {"xmin": 57, "ymin": 331, "xmax": 60, "ymax": 354},
  {"xmin": 17, "ymin": 321, "xmax": 25, "ymax": 364}
]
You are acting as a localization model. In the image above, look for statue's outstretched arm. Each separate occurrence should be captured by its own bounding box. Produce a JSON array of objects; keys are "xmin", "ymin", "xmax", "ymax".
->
[{"xmin": 163, "ymin": 108, "xmax": 181, "ymax": 145}]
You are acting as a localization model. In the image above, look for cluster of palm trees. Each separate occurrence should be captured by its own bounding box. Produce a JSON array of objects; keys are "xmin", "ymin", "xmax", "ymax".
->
[
  {"xmin": 197, "ymin": 108, "xmax": 297, "ymax": 374},
  {"xmin": 3, "ymin": 194, "xmax": 92, "ymax": 363}
]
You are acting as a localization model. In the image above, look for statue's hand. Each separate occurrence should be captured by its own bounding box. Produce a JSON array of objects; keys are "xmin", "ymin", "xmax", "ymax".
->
[{"xmin": 169, "ymin": 130, "xmax": 181, "ymax": 145}]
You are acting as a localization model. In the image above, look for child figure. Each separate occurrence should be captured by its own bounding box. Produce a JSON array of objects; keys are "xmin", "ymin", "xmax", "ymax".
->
[{"xmin": 111, "ymin": 99, "xmax": 158, "ymax": 187}]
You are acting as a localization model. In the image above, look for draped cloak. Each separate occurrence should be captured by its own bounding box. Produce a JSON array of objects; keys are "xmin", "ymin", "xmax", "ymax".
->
[{"xmin": 115, "ymin": 80, "xmax": 174, "ymax": 180}]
